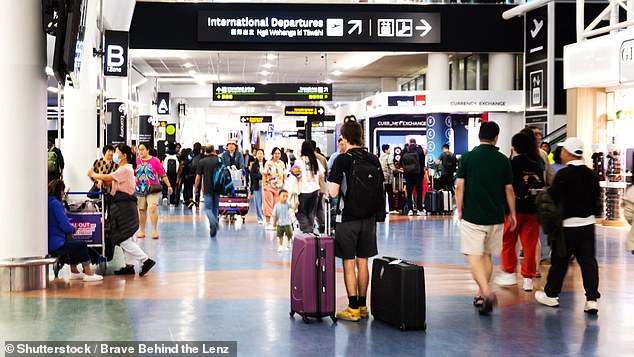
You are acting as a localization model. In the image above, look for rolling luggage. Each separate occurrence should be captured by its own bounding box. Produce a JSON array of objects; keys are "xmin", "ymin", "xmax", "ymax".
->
[
  {"xmin": 392, "ymin": 172, "xmax": 406, "ymax": 213},
  {"xmin": 424, "ymin": 190, "xmax": 440, "ymax": 213},
  {"xmin": 290, "ymin": 199, "xmax": 337, "ymax": 323},
  {"xmin": 371, "ymin": 257, "xmax": 427, "ymax": 331},
  {"xmin": 439, "ymin": 190, "xmax": 453, "ymax": 215}
]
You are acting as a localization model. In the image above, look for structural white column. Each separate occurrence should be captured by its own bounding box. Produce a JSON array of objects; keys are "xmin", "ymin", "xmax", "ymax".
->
[
  {"xmin": 63, "ymin": 0, "xmax": 100, "ymax": 192},
  {"xmin": 426, "ymin": 53, "xmax": 450, "ymax": 91},
  {"xmin": 0, "ymin": 1, "xmax": 48, "ymax": 259},
  {"xmin": 380, "ymin": 78, "xmax": 398, "ymax": 92},
  {"xmin": 488, "ymin": 53, "xmax": 515, "ymax": 90}
]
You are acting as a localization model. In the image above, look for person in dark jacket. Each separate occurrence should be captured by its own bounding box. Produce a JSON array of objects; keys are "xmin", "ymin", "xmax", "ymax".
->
[
  {"xmin": 89, "ymin": 144, "xmax": 156, "ymax": 277},
  {"xmin": 399, "ymin": 138, "xmax": 426, "ymax": 216},
  {"xmin": 535, "ymin": 137, "xmax": 601, "ymax": 314},
  {"xmin": 48, "ymin": 179, "xmax": 103, "ymax": 281},
  {"xmin": 249, "ymin": 149, "xmax": 266, "ymax": 224},
  {"xmin": 48, "ymin": 139, "xmax": 65, "ymax": 183}
]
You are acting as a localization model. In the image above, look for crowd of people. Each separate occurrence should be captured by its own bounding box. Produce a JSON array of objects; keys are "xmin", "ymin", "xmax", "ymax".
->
[{"xmin": 44, "ymin": 118, "xmax": 634, "ymax": 321}]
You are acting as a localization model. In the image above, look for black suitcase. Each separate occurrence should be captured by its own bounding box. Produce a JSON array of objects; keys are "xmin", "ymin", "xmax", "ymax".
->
[
  {"xmin": 371, "ymin": 257, "xmax": 427, "ymax": 331},
  {"xmin": 424, "ymin": 190, "xmax": 440, "ymax": 213}
]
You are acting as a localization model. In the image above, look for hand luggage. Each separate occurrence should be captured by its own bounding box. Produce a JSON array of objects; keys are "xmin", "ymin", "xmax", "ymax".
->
[
  {"xmin": 371, "ymin": 257, "xmax": 427, "ymax": 331},
  {"xmin": 290, "ymin": 200, "xmax": 337, "ymax": 323},
  {"xmin": 439, "ymin": 190, "xmax": 453, "ymax": 215},
  {"xmin": 424, "ymin": 190, "xmax": 440, "ymax": 214}
]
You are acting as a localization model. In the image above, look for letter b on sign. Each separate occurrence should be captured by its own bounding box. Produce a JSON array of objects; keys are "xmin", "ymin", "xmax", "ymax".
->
[{"xmin": 104, "ymin": 31, "xmax": 128, "ymax": 77}]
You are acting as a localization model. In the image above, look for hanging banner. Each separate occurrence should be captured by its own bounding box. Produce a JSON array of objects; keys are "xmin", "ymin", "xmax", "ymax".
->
[
  {"xmin": 106, "ymin": 102, "xmax": 127, "ymax": 145},
  {"xmin": 426, "ymin": 113, "xmax": 451, "ymax": 166},
  {"xmin": 138, "ymin": 115, "xmax": 155, "ymax": 147}
]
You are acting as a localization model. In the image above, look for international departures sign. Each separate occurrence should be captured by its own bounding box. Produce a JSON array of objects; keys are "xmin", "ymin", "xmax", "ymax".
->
[
  {"xmin": 198, "ymin": 11, "xmax": 440, "ymax": 44},
  {"xmin": 213, "ymin": 83, "xmax": 332, "ymax": 101}
]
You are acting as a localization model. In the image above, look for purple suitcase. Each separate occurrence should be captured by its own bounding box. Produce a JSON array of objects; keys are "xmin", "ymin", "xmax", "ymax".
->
[{"xmin": 290, "ymin": 234, "xmax": 337, "ymax": 323}]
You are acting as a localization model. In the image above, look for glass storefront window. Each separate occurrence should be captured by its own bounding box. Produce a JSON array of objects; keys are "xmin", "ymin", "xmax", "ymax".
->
[
  {"xmin": 480, "ymin": 54, "xmax": 488, "ymax": 90},
  {"xmin": 466, "ymin": 55, "xmax": 477, "ymax": 90}
]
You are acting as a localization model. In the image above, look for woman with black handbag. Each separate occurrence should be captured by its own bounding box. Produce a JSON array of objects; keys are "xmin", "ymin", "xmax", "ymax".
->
[
  {"xmin": 89, "ymin": 144, "xmax": 156, "ymax": 277},
  {"xmin": 135, "ymin": 142, "xmax": 173, "ymax": 239}
]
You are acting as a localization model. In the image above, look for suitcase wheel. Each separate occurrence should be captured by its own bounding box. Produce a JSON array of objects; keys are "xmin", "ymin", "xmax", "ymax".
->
[
  {"xmin": 302, "ymin": 315, "xmax": 310, "ymax": 324},
  {"xmin": 330, "ymin": 314, "xmax": 338, "ymax": 323},
  {"xmin": 399, "ymin": 323, "xmax": 406, "ymax": 331},
  {"xmin": 98, "ymin": 261, "xmax": 107, "ymax": 275},
  {"xmin": 289, "ymin": 311, "xmax": 295, "ymax": 317}
]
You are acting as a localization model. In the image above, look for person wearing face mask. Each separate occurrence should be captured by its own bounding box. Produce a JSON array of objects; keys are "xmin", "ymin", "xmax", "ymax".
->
[
  {"xmin": 89, "ymin": 145, "xmax": 118, "ymax": 194},
  {"xmin": 89, "ymin": 144, "xmax": 156, "ymax": 276}
]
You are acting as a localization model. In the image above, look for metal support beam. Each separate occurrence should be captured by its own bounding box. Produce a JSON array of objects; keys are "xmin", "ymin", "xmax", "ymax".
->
[{"xmin": 502, "ymin": 0, "xmax": 554, "ymax": 20}]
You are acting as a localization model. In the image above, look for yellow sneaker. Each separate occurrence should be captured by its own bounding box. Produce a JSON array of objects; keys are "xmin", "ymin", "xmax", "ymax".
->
[
  {"xmin": 359, "ymin": 306, "xmax": 369, "ymax": 318},
  {"xmin": 336, "ymin": 307, "xmax": 361, "ymax": 322}
]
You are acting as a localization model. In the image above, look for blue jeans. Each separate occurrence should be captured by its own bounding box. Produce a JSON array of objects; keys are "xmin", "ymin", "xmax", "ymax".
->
[
  {"xmin": 204, "ymin": 193, "xmax": 220, "ymax": 237},
  {"xmin": 253, "ymin": 189, "xmax": 264, "ymax": 221}
]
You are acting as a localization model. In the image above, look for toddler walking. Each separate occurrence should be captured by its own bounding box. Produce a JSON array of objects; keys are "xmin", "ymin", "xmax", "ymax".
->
[{"xmin": 273, "ymin": 190, "xmax": 293, "ymax": 253}]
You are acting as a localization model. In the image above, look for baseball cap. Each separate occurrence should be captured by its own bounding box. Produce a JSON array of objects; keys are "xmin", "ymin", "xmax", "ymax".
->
[
  {"xmin": 558, "ymin": 137, "xmax": 584, "ymax": 157},
  {"xmin": 226, "ymin": 139, "xmax": 237, "ymax": 146}
]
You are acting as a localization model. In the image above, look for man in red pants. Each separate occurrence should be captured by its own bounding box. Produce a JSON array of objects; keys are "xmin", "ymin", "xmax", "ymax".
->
[{"xmin": 495, "ymin": 133, "xmax": 545, "ymax": 291}]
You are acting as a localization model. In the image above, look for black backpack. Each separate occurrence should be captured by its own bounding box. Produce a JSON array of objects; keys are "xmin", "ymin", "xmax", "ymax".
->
[
  {"xmin": 443, "ymin": 153, "xmax": 457, "ymax": 173},
  {"xmin": 167, "ymin": 158, "xmax": 177, "ymax": 176},
  {"xmin": 344, "ymin": 151, "xmax": 386, "ymax": 222},
  {"xmin": 401, "ymin": 151, "xmax": 421, "ymax": 175}
]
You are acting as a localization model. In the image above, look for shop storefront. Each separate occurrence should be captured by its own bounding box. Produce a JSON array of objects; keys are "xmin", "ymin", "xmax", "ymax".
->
[{"xmin": 564, "ymin": 29, "xmax": 634, "ymax": 226}]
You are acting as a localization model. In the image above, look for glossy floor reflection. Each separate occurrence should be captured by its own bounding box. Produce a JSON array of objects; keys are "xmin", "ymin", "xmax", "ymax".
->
[{"xmin": 2, "ymin": 205, "xmax": 633, "ymax": 356}]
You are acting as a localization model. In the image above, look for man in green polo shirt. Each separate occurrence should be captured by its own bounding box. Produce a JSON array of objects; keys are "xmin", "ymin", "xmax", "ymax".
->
[{"xmin": 455, "ymin": 121, "xmax": 516, "ymax": 315}]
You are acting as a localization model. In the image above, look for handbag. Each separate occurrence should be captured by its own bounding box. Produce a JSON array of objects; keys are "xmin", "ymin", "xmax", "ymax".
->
[
  {"xmin": 87, "ymin": 182, "xmax": 100, "ymax": 199},
  {"xmin": 148, "ymin": 183, "xmax": 164, "ymax": 194}
]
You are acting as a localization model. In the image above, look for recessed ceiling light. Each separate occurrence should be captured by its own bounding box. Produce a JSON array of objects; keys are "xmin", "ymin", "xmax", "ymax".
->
[
  {"xmin": 262, "ymin": 63, "xmax": 275, "ymax": 69},
  {"xmin": 260, "ymin": 80, "xmax": 269, "ymax": 85},
  {"xmin": 325, "ymin": 79, "xmax": 333, "ymax": 84},
  {"xmin": 178, "ymin": 52, "xmax": 190, "ymax": 60},
  {"xmin": 183, "ymin": 63, "xmax": 194, "ymax": 68},
  {"xmin": 331, "ymin": 70, "xmax": 343, "ymax": 76},
  {"xmin": 47, "ymin": 86, "xmax": 59, "ymax": 93},
  {"xmin": 188, "ymin": 70, "xmax": 197, "ymax": 75},
  {"xmin": 266, "ymin": 54, "xmax": 277, "ymax": 60},
  {"xmin": 259, "ymin": 71, "xmax": 270, "ymax": 76}
]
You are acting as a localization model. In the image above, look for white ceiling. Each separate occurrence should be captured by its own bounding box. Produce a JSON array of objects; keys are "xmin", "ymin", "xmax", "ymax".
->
[{"xmin": 131, "ymin": 50, "xmax": 429, "ymax": 103}]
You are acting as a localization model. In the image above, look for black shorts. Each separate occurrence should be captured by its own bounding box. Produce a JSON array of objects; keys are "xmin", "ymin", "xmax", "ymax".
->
[{"xmin": 335, "ymin": 216, "xmax": 378, "ymax": 260}]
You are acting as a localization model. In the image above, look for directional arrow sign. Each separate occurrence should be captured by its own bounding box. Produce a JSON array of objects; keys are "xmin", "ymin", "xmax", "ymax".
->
[
  {"xmin": 285, "ymin": 106, "xmax": 325, "ymax": 117},
  {"xmin": 348, "ymin": 20, "xmax": 362, "ymax": 35},
  {"xmin": 415, "ymin": 19, "xmax": 432, "ymax": 37}
]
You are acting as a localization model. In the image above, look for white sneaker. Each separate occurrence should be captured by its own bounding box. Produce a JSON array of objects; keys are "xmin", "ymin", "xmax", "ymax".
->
[
  {"xmin": 162, "ymin": 198, "xmax": 168, "ymax": 206},
  {"xmin": 257, "ymin": 220, "xmax": 265, "ymax": 225},
  {"xmin": 277, "ymin": 245, "xmax": 284, "ymax": 253},
  {"xmin": 522, "ymin": 278, "xmax": 534, "ymax": 291},
  {"xmin": 416, "ymin": 210, "xmax": 424, "ymax": 216},
  {"xmin": 69, "ymin": 272, "xmax": 84, "ymax": 280},
  {"xmin": 495, "ymin": 271, "xmax": 517, "ymax": 286},
  {"xmin": 407, "ymin": 210, "xmax": 414, "ymax": 216},
  {"xmin": 535, "ymin": 290, "xmax": 559, "ymax": 307},
  {"xmin": 584, "ymin": 300, "xmax": 598, "ymax": 314},
  {"xmin": 83, "ymin": 274, "xmax": 103, "ymax": 282},
  {"xmin": 266, "ymin": 224, "xmax": 276, "ymax": 231}
]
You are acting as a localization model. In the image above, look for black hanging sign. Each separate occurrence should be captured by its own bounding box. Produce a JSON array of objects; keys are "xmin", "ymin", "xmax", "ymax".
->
[
  {"xmin": 285, "ymin": 106, "xmax": 325, "ymax": 116},
  {"xmin": 240, "ymin": 116, "xmax": 273, "ymax": 123},
  {"xmin": 156, "ymin": 92, "xmax": 170, "ymax": 115},
  {"xmin": 106, "ymin": 102, "xmax": 127, "ymax": 145},
  {"xmin": 104, "ymin": 31, "xmax": 129, "ymax": 77},
  {"xmin": 138, "ymin": 115, "xmax": 155, "ymax": 147},
  {"xmin": 213, "ymin": 83, "xmax": 332, "ymax": 101}
]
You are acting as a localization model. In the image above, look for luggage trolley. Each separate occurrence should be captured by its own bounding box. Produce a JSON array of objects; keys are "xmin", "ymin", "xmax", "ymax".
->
[
  {"xmin": 219, "ymin": 168, "xmax": 250, "ymax": 223},
  {"xmin": 54, "ymin": 191, "xmax": 108, "ymax": 277}
]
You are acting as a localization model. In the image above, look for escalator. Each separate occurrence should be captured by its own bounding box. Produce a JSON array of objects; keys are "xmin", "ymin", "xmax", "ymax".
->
[{"xmin": 543, "ymin": 124, "xmax": 566, "ymax": 146}]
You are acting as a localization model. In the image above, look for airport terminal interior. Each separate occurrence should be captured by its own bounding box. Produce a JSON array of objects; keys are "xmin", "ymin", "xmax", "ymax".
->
[{"xmin": 1, "ymin": 0, "xmax": 634, "ymax": 356}]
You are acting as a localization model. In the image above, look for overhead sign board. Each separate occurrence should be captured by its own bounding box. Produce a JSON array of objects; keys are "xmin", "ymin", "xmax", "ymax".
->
[
  {"xmin": 213, "ymin": 83, "xmax": 332, "ymax": 101},
  {"xmin": 285, "ymin": 106, "xmax": 325, "ymax": 116},
  {"xmin": 156, "ymin": 92, "xmax": 170, "ymax": 115},
  {"xmin": 104, "ymin": 31, "xmax": 129, "ymax": 77},
  {"xmin": 198, "ymin": 11, "xmax": 441, "ymax": 44},
  {"xmin": 525, "ymin": 6, "xmax": 547, "ymax": 64},
  {"xmin": 240, "ymin": 115, "xmax": 273, "ymax": 123}
]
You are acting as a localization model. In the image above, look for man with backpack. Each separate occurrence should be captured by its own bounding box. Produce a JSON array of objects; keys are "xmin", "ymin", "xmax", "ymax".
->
[
  {"xmin": 48, "ymin": 139, "xmax": 64, "ymax": 183},
  {"xmin": 164, "ymin": 147, "xmax": 180, "ymax": 206},
  {"xmin": 400, "ymin": 138, "xmax": 425, "ymax": 216},
  {"xmin": 195, "ymin": 145, "xmax": 232, "ymax": 238},
  {"xmin": 328, "ymin": 117, "xmax": 385, "ymax": 322},
  {"xmin": 436, "ymin": 144, "xmax": 457, "ymax": 193}
]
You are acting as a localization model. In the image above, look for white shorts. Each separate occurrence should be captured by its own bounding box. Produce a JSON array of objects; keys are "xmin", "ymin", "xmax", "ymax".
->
[{"xmin": 460, "ymin": 220, "xmax": 504, "ymax": 256}]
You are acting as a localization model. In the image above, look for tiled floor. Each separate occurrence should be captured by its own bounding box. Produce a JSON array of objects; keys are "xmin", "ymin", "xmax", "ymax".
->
[{"xmin": 2, "ymin": 205, "xmax": 633, "ymax": 356}]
